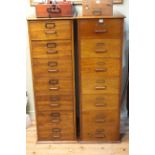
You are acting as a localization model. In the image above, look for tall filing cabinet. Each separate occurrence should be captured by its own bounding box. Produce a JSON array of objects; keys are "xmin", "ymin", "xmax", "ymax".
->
[
  {"xmin": 77, "ymin": 17, "xmax": 124, "ymax": 141},
  {"xmin": 27, "ymin": 14, "xmax": 124, "ymax": 142},
  {"xmin": 27, "ymin": 19, "xmax": 76, "ymax": 141}
]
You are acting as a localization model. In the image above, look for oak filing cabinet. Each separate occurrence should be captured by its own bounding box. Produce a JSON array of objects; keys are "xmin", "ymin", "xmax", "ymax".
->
[
  {"xmin": 77, "ymin": 17, "xmax": 124, "ymax": 141},
  {"xmin": 27, "ymin": 14, "xmax": 124, "ymax": 142},
  {"xmin": 28, "ymin": 19, "xmax": 76, "ymax": 141}
]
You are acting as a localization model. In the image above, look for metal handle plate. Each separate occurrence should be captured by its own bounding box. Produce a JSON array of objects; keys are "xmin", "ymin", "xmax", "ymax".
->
[
  {"xmin": 49, "ymin": 87, "xmax": 59, "ymax": 90},
  {"xmin": 48, "ymin": 69, "xmax": 59, "ymax": 73},
  {"xmin": 95, "ymin": 49, "xmax": 107, "ymax": 53},
  {"xmin": 50, "ymin": 96, "xmax": 60, "ymax": 101},
  {"xmin": 95, "ymin": 103, "xmax": 106, "ymax": 107},
  {"xmin": 95, "ymin": 68, "xmax": 107, "ymax": 72},
  {"xmin": 47, "ymin": 50, "xmax": 58, "ymax": 54},
  {"xmin": 52, "ymin": 128, "xmax": 61, "ymax": 132},
  {"xmin": 96, "ymin": 43, "xmax": 105, "ymax": 46},
  {"xmin": 45, "ymin": 23, "xmax": 55, "ymax": 29},
  {"xmin": 95, "ymin": 30, "xmax": 107, "ymax": 33},
  {"xmin": 51, "ymin": 112, "xmax": 60, "ymax": 117},
  {"xmin": 49, "ymin": 79, "xmax": 59, "ymax": 85},
  {"xmin": 48, "ymin": 61, "xmax": 58, "ymax": 67},
  {"xmin": 45, "ymin": 30, "xmax": 57, "ymax": 34},
  {"xmin": 46, "ymin": 43, "xmax": 56, "ymax": 48},
  {"xmin": 52, "ymin": 134, "xmax": 61, "ymax": 138},
  {"xmin": 95, "ymin": 86, "xmax": 106, "ymax": 90},
  {"xmin": 95, "ymin": 118, "xmax": 105, "ymax": 123},
  {"xmin": 50, "ymin": 103, "xmax": 60, "ymax": 107},
  {"xmin": 95, "ymin": 134, "xmax": 105, "ymax": 138}
]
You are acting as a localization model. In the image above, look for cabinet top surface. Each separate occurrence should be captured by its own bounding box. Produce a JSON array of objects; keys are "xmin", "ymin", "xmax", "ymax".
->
[{"xmin": 27, "ymin": 12, "xmax": 125, "ymax": 21}]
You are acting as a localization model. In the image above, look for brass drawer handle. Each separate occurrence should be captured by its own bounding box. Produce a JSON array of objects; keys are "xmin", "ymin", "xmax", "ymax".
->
[
  {"xmin": 49, "ymin": 79, "xmax": 59, "ymax": 85},
  {"xmin": 45, "ymin": 23, "xmax": 55, "ymax": 29},
  {"xmin": 95, "ymin": 103, "xmax": 106, "ymax": 107},
  {"xmin": 47, "ymin": 50, "xmax": 58, "ymax": 54},
  {"xmin": 51, "ymin": 112, "xmax": 60, "ymax": 117},
  {"xmin": 50, "ymin": 103, "xmax": 60, "ymax": 107},
  {"xmin": 49, "ymin": 87, "xmax": 59, "ymax": 90},
  {"xmin": 52, "ymin": 119, "xmax": 60, "ymax": 123},
  {"xmin": 95, "ymin": 134, "xmax": 105, "ymax": 138},
  {"xmin": 96, "ymin": 129, "xmax": 105, "ymax": 133},
  {"xmin": 52, "ymin": 134, "xmax": 61, "ymax": 138},
  {"xmin": 95, "ymin": 68, "xmax": 107, "ymax": 72},
  {"xmin": 45, "ymin": 30, "xmax": 57, "ymax": 34},
  {"xmin": 48, "ymin": 69, "xmax": 59, "ymax": 73},
  {"xmin": 52, "ymin": 128, "xmax": 61, "ymax": 132},
  {"xmin": 95, "ymin": 86, "xmax": 106, "ymax": 90},
  {"xmin": 95, "ymin": 30, "xmax": 107, "ymax": 33},
  {"xmin": 48, "ymin": 61, "xmax": 58, "ymax": 67},
  {"xmin": 96, "ymin": 43, "xmax": 105, "ymax": 46},
  {"xmin": 46, "ymin": 43, "xmax": 56, "ymax": 48},
  {"xmin": 96, "ymin": 118, "xmax": 105, "ymax": 123},
  {"xmin": 50, "ymin": 96, "xmax": 60, "ymax": 101},
  {"xmin": 95, "ymin": 49, "xmax": 107, "ymax": 53}
]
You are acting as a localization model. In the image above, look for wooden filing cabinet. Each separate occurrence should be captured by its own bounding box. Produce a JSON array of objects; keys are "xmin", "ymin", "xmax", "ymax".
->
[
  {"xmin": 77, "ymin": 17, "xmax": 124, "ymax": 142},
  {"xmin": 27, "ymin": 14, "xmax": 125, "ymax": 142},
  {"xmin": 27, "ymin": 19, "xmax": 76, "ymax": 141}
]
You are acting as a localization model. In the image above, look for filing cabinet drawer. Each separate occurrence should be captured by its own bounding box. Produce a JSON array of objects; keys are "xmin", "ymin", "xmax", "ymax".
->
[
  {"xmin": 37, "ymin": 111, "xmax": 75, "ymax": 140},
  {"xmin": 38, "ymin": 131, "xmax": 75, "ymax": 141},
  {"xmin": 78, "ymin": 19, "xmax": 123, "ymax": 39},
  {"xmin": 81, "ymin": 77, "xmax": 120, "ymax": 94},
  {"xmin": 81, "ymin": 94, "xmax": 119, "ymax": 111},
  {"xmin": 81, "ymin": 125, "xmax": 119, "ymax": 141},
  {"xmin": 34, "ymin": 77, "xmax": 73, "ymax": 95},
  {"xmin": 37, "ymin": 111, "xmax": 74, "ymax": 126},
  {"xmin": 31, "ymin": 40, "xmax": 72, "ymax": 58},
  {"xmin": 36, "ymin": 95, "xmax": 73, "ymax": 111},
  {"xmin": 33, "ymin": 57, "xmax": 72, "ymax": 78},
  {"xmin": 29, "ymin": 20, "xmax": 72, "ymax": 40},
  {"xmin": 81, "ymin": 39, "xmax": 121, "ymax": 58},
  {"xmin": 81, "ymin": 110, "xmax": 119, "ymax": 125},
  {"xmin": 81, "ymin": 58, "xmax": 120, "ymax": 77}
]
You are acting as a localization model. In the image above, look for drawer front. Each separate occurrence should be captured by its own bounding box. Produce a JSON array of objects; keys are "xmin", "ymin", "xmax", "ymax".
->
[
  {"xmin": 37, "ymin": 111, "xmax": 75, "ymax": 140},
  {"xmin": 81, "ymin": 110, "xmax": 119, "ymax": 125},
  {"xmin": 36, "ymin": 95, "xmax": 73, "ymax": 111},
  {"xmin": 81, "ymin": 77, "xmax": 120, "ymax": 94},
  {"xmin": 32, "ymin": 57, "xmax": 72, "ymax": 78},
  {"xmin": 81, "ymin": 58, "xmax": 120, "ymax": 77},
  {"xmin": 34, "ymin": 77, "xmax": 73, "ymax": 95},
  {"xmin": 78, "ymin": 19, "xmax": 122, "ymax": 39},
  {"xmin": 81, "ymin": 39, "xmax": 121, "ymax": 58},
  {"xmin": 37, "ymin": 111, "xmax": 74, "ymax": 128},
  {"xmin": 38, "ymin": 131, "xmax": 75, "ymax": 141},
  {"xmin": 81, "ymin": 125, "xmax": 119, "ymax": 141},
  {"xmin": 81, "ymin": 94, "xmax": 119, "ymax": 111},
  {"xmin": 31, "ymin": 40, "xmax": 72, "ymax": 58},
  {"xmin": 80, "ymin": 110, "xmax": 119, "ymax": 141},
  {"xmin": 29, "ymin": 20, "xmax": 72, "ymax": 40}
]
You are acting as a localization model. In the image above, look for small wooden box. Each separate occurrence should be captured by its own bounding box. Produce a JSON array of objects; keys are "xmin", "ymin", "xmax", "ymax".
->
[
  {"xmin": 35, "ymin": 0, "xmax": 73, "ymax": 18},
  {"xmin": 82, "ymin": 0, "xmax": 113, "ymax": 16}
]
